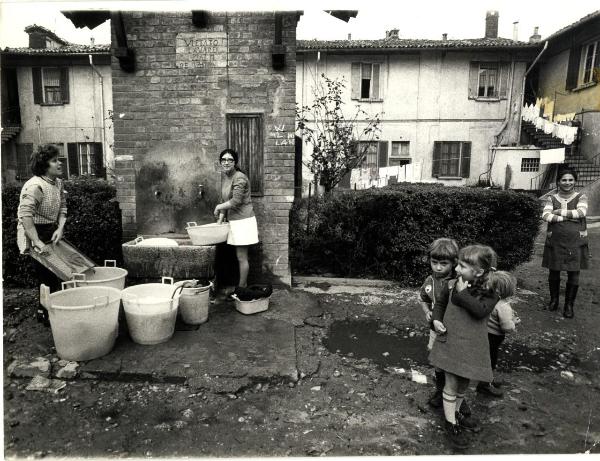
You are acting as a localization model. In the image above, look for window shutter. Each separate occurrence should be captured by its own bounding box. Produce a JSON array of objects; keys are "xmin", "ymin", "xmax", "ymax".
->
[
  {"xmin": 227, "ymin": 115, "xmax": 264, "ymax": 195},
  {"xmin": 93, "ymin": 143, "xmax": 104, "ymax": 177},
  {"xmin": 378, "ymin": 141, "xmax": 388, "ymax": 168},
  {"xmin": 32, "ymin": 67, "xmax": 43, "ymax": 104},
  {"xmin": 565, "ymin": 45, "xmax": 582, "ymax": 90},
  {"xmin": 468, "ymin": 62, "xmax": 479, "ymax": 99},
  {"xmin": 372, "ymin": 63, "xmax": 380, "ymax": 100},
  {"xmin": 16, "ymin": 143, "xmax": 34, "ymax": 179},
  {"xmin": 60, "ymin": 68, "xmax": 70, "ymax": 104},
  {"xmin": 351, "ymin": 62, "xmax": 361, "ymax": 100},
  {"xmin": 498, "ymin": 62, "xmax": 510, "ymax": 99},
  {"xmin": 461, "ymin": 142, "xmax": 471, "ymax": 178},
  {"xmin": 432, "ymin": 142, "xmax": 441, "ymax": 177},
  {"xmin": 67, "ymin": 143, "xmax": 79, "ymax": 177}
]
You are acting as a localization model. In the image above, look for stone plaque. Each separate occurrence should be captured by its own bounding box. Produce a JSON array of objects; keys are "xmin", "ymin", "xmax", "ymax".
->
[{"xmin": 175, "ymin": 32, "xmax": 228, "ymax": 69}]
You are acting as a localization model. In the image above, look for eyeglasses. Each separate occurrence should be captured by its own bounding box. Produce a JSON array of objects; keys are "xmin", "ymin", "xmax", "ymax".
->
[{"xmin": 221, "ymin": 158, "xmax": 235, "ymax": 163}]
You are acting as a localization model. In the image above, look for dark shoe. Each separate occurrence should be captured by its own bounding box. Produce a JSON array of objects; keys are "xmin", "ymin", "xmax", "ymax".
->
[
  {"xmin": 547, "ymin": 276, "xmax": 560, "ymax": 311},
  {"xmin": 563, "ymin": 283, "xmax": 578, "ymax": 319},
  {"xmin": 428, "ymin": 389, "xmax": 443, "ymax": 408},
  {"xmin": 458, "ymin": 399, "xmax": 471, "ymax": 417},
  {"xmin": 456, "ymin": 411, "xmax": 479, "ymax": 432},
  {"xmin": 444, "ymin": 420, "xmax": 470, "ymax": 449},
  {"xmin": 476, "ymin": 382, "xmax": 504, "ymax": 397}
]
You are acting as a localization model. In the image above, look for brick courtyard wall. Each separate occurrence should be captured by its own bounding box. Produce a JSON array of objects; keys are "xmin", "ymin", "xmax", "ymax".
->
[{"xmin": 111, "ymin": 12, "xmax": 297, "ymax": 284}]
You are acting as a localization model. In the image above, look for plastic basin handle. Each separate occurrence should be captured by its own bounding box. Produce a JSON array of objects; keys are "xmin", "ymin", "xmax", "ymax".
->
[
  {"xmin": 186, "ymin": 222, "xmax": 198, "ymax": 228},
  {"xmin": 104, "ymin": 260, "xmax": 117, "ymax": 267},
  {"xmin": 61, "ymin": 280, "xmax": 77, "ymax": 291},
  {"xmin": 162, "ymin": 276, "xmax": 174, "ymax": 285},
  {"xmin": 94, "ymin": 295, "xmax": 109, "ymax": 308}
]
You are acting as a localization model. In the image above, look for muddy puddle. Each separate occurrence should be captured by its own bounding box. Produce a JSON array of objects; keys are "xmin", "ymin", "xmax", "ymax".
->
[{"xmin": 324, "ymin": 319, "xmax": 578, "ymax": 373}]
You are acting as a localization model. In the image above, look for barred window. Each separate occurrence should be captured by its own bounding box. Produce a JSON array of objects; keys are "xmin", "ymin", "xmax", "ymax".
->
[{"xmin": 521, "ymin": 158, "xmax": 540, "ymax": 172}]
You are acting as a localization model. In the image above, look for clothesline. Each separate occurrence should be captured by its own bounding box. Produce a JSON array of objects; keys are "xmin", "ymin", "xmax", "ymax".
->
[{"xmin": 521, "ymin": 104, "xmax": 578, "ymax": 145}]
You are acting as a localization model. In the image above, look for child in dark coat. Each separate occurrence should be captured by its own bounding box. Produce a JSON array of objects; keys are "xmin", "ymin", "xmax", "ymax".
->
[{"xmin": 429, "ymin": 245, "xmax": 500, "ymax": 449}]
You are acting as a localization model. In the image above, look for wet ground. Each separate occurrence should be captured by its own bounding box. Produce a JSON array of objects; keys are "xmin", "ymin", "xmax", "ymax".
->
[{"xmin": 3, "ymin": 226, "xmax": 600, "ymax": 457}]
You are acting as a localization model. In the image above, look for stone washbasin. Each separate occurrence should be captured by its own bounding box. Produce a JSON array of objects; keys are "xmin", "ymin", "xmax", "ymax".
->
[{"xmin": 122, "ymin": 235, "xmax": 215, "ymax": 280}]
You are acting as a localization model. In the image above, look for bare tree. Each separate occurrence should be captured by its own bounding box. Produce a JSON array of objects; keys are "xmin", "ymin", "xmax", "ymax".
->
[{"xmin": 296, "ymin": 74, "xmax": 381, "ymax": 193}]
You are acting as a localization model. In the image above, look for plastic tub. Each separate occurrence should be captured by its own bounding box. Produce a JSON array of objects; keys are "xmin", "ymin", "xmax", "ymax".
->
[
  {"xmin": 231, "ymin": 294, "xmax": 270, "ymax": 315},
  {"xmin": 71, "ymin": 260, "xmax": 128, "ymax": 290},
  {"xmin": 121, "ymin": 277, "xmax": 179, "ymax": 345},
  {"xmin": 133, "ymin": 236, "xmax": 179, "ymax": 247},
  {"xmin": 174, "ymin": 280, "xmax": 212, "ymax": 325},
  {"xmin": 40, "ymin": 283, "xmax": 121, "ymax": 361},
  {"xmin": 186, "ymin": 222, "xmax": 230, "ymax": 246}
]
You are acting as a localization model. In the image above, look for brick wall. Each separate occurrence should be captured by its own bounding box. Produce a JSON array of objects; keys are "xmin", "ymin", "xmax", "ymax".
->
[{"xmin": 111, "ymin": 12, "xmax": 297, "ymax": 284}]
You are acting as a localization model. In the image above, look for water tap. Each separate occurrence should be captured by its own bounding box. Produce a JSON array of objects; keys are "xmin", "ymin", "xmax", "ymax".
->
[{"xmin": 198, "ymin": 184, "xmax": 204, "ymax": 199}]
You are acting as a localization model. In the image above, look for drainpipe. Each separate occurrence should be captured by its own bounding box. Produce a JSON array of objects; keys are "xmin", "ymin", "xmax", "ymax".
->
[
  {"xmin": 517, "ymin": 41, "xmax": 548, "ymax": 146},
  {"xmin": 88, "ymin": 54, "xmax": 106, "ymax": 176}
]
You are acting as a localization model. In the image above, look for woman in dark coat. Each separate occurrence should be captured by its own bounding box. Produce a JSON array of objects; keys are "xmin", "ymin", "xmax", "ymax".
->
[{"xmin": 542, "ymin": 166, "xmax": 591, "ymax": 318}]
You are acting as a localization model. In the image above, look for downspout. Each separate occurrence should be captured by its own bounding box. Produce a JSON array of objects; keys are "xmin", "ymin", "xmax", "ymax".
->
[
  {"xmin": 517, "ymin": 41, "xmax": 548, "ymax": 146},
  {"xmin": 487, "ymin": 60, "xmax": 516, "ymax": 185},
  {"xmin": 88, "ymin": 54, "xmax": 106, "ymax": 176}
]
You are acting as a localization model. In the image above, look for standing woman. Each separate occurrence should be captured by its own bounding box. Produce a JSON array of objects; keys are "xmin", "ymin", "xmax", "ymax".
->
[
  {"xmin": 214, "ymin": 148, "xmax": 259, "ymax": 288},
  {"xmin": 17, "ymin": 144, "xmax": 68, "ymax": 325},
  {"xmin": 542, "ymin": 166, "xmax": 591, "ymax": 318}
]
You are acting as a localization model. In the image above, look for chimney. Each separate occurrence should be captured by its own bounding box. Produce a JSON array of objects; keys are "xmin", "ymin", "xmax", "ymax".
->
[
  {"xmin": 28, "ymin": 30, "xmax": 47, "ymax": 49},
  {"xmin": 347, "ymin": 33, "xmax": 351, "ymax": 40},
  {"xmin": 529, "ymin": 26, "xmax": 541, "ymax": 43},
  {"xmin": 512, "ymin": 21, "xmax": 519, "ymax": 41},
  {"xmin": 442, "ymin": 33, "xmax": 447, "ymax": 41},
  {"xmin": 90, "ymin": 37, "xmax": 95, "ymax": 46},
  {"xmin": 485, "ymin": 10, "xmax": 499, "ymax": 39},
  {"xmin": 386, "ymin": 28, "xmax": 399, "ymax": 39}
]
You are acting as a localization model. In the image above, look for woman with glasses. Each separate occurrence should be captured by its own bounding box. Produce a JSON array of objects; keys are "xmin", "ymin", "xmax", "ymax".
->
[{"xmin": 213, "ymin": 148, "xmax": 259, "ymax": 288}]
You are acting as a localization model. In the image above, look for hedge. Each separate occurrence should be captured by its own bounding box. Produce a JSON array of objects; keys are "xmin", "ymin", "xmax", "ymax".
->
[
  {"xmin": 2, "ymin": 178, "xmax": 123, "ymax": 287},
  {"xmin": 290, "ymin": 184, "xmax": 541, "ymax": 286}
]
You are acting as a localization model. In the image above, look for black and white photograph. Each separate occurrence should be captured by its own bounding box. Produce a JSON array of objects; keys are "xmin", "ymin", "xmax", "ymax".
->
[{"xmin": 1, "ymin": 0, "xmax": 599, "ymax": 457}]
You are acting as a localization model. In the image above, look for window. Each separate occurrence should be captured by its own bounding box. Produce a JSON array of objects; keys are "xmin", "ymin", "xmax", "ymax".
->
[
  {"xmin": 16, "ymin": 143, "xmax": 34, "ymax": 180},
  {"xmin": 66, "ymin": 143, "xmax": 104, "ymax": 178},
  {"xmin": 432, "ymin": 141, "xmax": 471, "ymax": 178},
  {"xmin": 521, "ymin": 158, "xmax": 540, "ymax": 172},
  {"xmin": 351, "ymin": 62, "xmax": 382, "ymax": 100},
  {"xmin": 226, "ymin": 114, "xmax": 264, "ymax": 195},
  {"xmin": 582, "ymin": 40, "xmax": 600, "ymax": 85},
  {"xmin": 32, "ymin": 67, "xmax": 69, "ymax": 105},
  {"xmin": 390, "ymin": 141, "xmax": 411, "ymax": 167},
  {"xmin": 478, "ymin": 63, "xmax": 498, "ymax": 97},
  {"xmin": 468, "ymin": 62, "xmax": 509, "ymax": 100},
  {"xmin": 358, "ymin": 141, "xmax": 379, "ymax": 179}
]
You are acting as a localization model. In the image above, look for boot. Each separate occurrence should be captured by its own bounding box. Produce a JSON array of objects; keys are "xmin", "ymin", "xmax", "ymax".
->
[
  {"xmin": 547, "ymin": 276, "xmax": 560, "ymax": 311},
  {"xmin": 563, "ymin": 283, "xmax": 578, "ymax": 319},
  {"xmin": 428, "ymin": 370, "xmax": 445, "ymax": 408}
]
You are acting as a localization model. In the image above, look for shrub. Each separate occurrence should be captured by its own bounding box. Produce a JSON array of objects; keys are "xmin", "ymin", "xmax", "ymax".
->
[
  {"xmin": 290, "ymin": 184, "xmax": 541, "ymax": 286},
  {"xmin": 2, "ymin": 178, "xmax": 123, "ymax": 287}
]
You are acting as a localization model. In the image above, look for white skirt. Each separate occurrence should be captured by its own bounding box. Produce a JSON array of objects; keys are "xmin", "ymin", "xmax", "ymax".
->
[{"xmin": 227, "ymin": 216, "xmax": 259, "ymax": 246}]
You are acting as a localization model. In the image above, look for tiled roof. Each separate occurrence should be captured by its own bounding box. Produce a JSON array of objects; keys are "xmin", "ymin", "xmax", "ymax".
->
[
  {"xmin": 24, "ymin": 24, "xmax": 70, "ymax": 46},
  {"xmin": 2, "ymin": 44, "xmax": 110, "ymax": 55},
  {"xmin": 544, "ymin": 10, "xmax": 600, "ymax": 41},
  {"xmin": 297, "ymin": 37, "xmax": 538, "ymax": 51}
]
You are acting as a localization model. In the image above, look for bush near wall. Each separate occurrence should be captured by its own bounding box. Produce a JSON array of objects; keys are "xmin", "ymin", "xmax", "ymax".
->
[
  {"xmin": 290, "ymin": 184, "xmax": 541, "ymax": 286},
  {"xmin": 2, "ymin": 178, "xmax": 123, "ymax": 287}
]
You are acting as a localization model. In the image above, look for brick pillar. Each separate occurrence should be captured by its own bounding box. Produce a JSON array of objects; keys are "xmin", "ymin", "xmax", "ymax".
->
[{"xmin": 114, "ymin": 154, "xmax": 136, "ymax": 241}]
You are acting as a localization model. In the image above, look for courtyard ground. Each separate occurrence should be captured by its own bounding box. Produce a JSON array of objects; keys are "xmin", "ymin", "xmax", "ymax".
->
[{"xmin": 3, "ymin": 226, "xmax": 599, "ymax": 457}]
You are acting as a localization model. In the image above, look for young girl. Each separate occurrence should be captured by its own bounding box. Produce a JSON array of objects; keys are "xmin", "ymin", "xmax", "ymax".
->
[
  {"xmin": 477, "ymin": 270, "xmax": 520, "ymax": 397},
  {"xmin": 428, "ymin": 245, "xmax": 500, "ymax": 449}
]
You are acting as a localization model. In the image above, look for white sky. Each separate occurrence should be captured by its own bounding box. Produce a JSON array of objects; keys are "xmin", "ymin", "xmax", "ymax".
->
[{"xmin": 0, "ymin": 0, "xmax": 598, "ymax": 48}]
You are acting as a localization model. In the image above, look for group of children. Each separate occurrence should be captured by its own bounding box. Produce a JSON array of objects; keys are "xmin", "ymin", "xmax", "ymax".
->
[{"xmin": 418, "ymin": 238, "xmax": 520, "ymax": 449}]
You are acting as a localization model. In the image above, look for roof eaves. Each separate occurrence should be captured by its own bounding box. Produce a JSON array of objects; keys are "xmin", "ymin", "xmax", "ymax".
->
[{"xmin": 543, "ymin": 10, "xmax": 600, "ymax": 42}]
